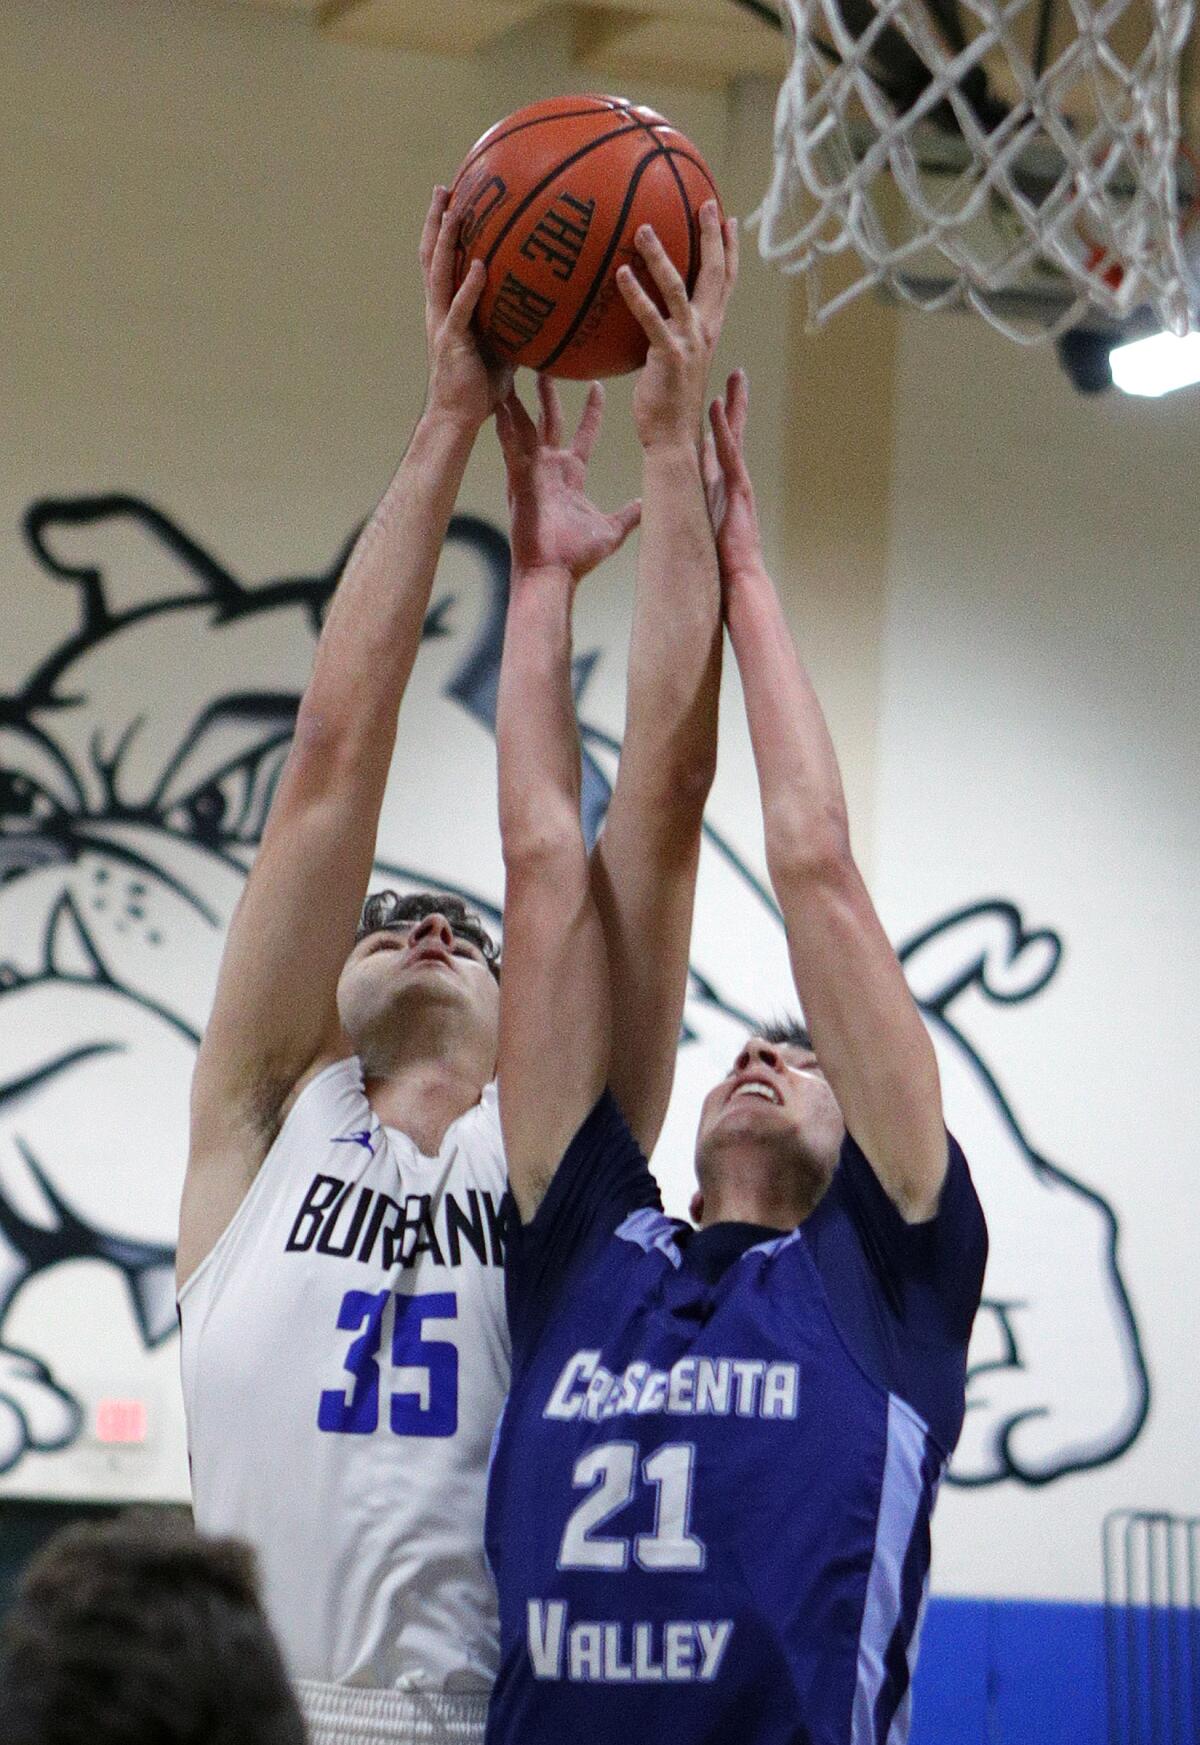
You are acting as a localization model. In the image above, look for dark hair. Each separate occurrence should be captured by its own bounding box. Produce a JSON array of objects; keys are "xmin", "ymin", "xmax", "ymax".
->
[
  {"xmin": 0, "ymin": 1510, "xmax": 306, "ymax": 1745},
  {"xmin": 758, "ymin": 1016, "xmax": 813, "ymax": 1053},
  {"xmin": 356, "ymin": 889, "xmax": 501, "ymax": 982}
]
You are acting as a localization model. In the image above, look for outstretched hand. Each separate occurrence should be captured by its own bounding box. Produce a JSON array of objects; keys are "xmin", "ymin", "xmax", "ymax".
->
[
  {"xmin": 617, "ymin": 200, "xmax": 738, "ymax": 451},
  {"xmin": 702, "ymin": 369, "xmax": 765, "ymax": 596},
  {"xmin": 495, "ymin": 376, "xmax": 642, "ymax": 584},
  {"xmin": 421, "ymin": 186, "xmax": 513, "ymax": 429}
]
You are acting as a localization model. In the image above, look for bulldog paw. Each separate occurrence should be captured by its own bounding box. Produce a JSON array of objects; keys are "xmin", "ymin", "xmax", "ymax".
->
[
  {"xmin": 0, "ymin": 1346, "xmax": 83, "ymax": 1474},
  {"xmin": 951, "ymin": 1285, "xmax": 1148, "ymax": 1486}
]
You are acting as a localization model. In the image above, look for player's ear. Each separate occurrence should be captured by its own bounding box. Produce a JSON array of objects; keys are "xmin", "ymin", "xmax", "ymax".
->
[{"xmin": 689, "ymin": 1188, "xmax": 704, "ymax": 1225}]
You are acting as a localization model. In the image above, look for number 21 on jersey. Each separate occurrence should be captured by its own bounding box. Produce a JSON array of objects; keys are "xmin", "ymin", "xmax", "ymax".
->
[{"xmin": 559, "ymin": 1441, "xmax": 706, "ymax": 1572}]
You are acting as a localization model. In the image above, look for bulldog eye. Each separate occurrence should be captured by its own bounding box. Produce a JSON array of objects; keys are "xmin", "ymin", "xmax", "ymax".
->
[
  {"xmin": 167, "ymin": 782, "xmax": 229, "ymax": 845},
  {"xmin": 0, "ymin": 768, "xmax": 68, "ymax": 830},
  {"xmin": 162, "ymin": 739, "xmax": 290, "ymax": 849}
]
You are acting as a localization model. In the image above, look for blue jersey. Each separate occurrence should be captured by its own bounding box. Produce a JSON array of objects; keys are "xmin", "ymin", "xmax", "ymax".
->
[{"xmin": 485, "ymin": 1092, "xmax": 986, "ymax": 1745}]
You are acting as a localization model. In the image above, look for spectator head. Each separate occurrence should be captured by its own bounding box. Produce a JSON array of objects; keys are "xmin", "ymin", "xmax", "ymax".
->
[{"xmin": 0, "ymin": 1509, "xmax": 305, "ymax": 1745}]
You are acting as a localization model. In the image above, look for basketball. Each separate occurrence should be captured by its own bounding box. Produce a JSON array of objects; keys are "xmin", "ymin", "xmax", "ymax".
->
[{"xmin": 448, "ymin": 95, "xmax": 722, "ymax": 379}]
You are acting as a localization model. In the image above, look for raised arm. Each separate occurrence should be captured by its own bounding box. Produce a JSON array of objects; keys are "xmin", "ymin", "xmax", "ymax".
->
[
  {"xmin": 712, "ymin": 390, "xmax": 947, "ymax": 1222},
  {"xmin": 179, "ymin": 191, "xmax": 511, "ymax": 1285},
  {"xmin": 587, "ymin": 202, "xmax": 738, "ymax": 1155},
  {"xmin": 494, "ymin": 381, "xmax": 640, "ymax": 1221}
]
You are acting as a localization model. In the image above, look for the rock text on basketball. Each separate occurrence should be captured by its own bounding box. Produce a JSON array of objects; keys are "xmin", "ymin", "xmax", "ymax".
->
[
  {"xmin": 519, "ymin": 194, "xmax": 595, "ymax": 282},
  {"xmin": 489, "ymin": 274, "xmax": 557, "ymax": 352}
]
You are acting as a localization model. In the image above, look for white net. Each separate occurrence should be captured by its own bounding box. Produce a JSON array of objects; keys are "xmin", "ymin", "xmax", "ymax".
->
[{"xmin": 756, "ymin": 0, "xmax": 1198, "ymax": 340}]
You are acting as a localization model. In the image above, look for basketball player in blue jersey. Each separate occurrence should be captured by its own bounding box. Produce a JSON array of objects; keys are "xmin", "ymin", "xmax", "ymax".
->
[
  {"xmin": 177, "ymin": 187, "xmax": 737, "ymax": 1745},
  {"xmin": 486, "ymin": 283, "xmax": 988, "ymax": 1739}
]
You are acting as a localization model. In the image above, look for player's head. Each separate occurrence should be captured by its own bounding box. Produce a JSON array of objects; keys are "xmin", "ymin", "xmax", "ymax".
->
[
  {"xmin": 0, "ymin": 1509, "xmax": 305, "ymax": 1745},
  {"xmin": 691, "ymin": 1019, "xmax": 845, "ymax": 1229},
  {"xmin": 337, "ymin": 888, "xmax": 501, "ymax": 1079}
]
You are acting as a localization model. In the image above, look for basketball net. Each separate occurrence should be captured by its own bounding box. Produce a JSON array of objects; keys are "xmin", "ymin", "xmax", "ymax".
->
[{"xmin": 756, "ymin": 0, "xmax": 1197, "ymax": 341}]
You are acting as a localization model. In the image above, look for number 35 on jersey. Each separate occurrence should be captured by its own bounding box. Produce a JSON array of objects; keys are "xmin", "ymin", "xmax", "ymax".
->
[{"xmin": 318, "ymin": 1288, "xmax": 458, "ymax": 1437}]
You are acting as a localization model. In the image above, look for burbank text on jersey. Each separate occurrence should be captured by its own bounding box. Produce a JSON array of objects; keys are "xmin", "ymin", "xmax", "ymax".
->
[{"xmin": 286, "ymin": 1168, "xmax": 508, "ymax": 1269}]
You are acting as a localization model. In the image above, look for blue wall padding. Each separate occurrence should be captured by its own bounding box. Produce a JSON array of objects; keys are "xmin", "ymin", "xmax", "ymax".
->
[{"xmin": 910, "ymin": 1596, "xmax": 1109, "ymax": 1745}]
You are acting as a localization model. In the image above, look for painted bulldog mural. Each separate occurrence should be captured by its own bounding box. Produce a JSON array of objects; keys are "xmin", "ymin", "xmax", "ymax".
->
[{"xmin": 0, "ymin": 494, "xmax": 1147, "ymax": 1486}]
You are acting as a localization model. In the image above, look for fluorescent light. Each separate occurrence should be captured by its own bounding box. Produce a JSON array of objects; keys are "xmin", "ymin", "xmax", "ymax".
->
[{"xmin": 1109, "ymin": 329, "xmax": 1200, "ymax": 398}]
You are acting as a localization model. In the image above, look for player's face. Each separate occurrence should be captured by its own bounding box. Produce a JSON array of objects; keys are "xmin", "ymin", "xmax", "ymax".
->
[
  {"xmin": 336, "ymin": 910, "xmax": 500, "ymax": 1069},
  {"xmin": 694, "ymin": 1036, "xmax": 845, "ymax": 1211}
]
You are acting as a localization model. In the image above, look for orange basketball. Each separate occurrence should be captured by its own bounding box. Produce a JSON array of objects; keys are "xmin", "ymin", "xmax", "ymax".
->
[{"xmin": 448, "ymin": 95, "xmax": 722, "ymax": 380}]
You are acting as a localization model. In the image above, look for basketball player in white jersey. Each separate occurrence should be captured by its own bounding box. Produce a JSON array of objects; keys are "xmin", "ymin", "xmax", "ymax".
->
[{"xmin": 177, "ymin": 186, "xmax": 736, "ymax": 1745}]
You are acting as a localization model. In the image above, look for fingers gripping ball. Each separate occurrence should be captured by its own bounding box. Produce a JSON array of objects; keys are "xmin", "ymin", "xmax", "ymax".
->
[{"xmin": 449, "ymin": 95, "xmax": 722, "ymax": 379}]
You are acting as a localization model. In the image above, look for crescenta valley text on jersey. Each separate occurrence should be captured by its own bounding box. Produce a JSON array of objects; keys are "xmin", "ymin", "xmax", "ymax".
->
[{"xmin": 485, "ymin": 1090, "xmax": 987, "ymax": 1745}]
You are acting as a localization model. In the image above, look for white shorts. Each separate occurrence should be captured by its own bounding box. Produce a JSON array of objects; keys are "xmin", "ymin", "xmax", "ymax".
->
[{"xmin": 296, "ymin": 1682, "xmax": 488, "ymax": 1745}]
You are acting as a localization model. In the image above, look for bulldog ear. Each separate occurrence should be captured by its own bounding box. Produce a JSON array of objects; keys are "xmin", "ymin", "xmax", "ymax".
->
[{"xmin": 23, "ymin": 495, "xmax": 246, "ymax": 636}]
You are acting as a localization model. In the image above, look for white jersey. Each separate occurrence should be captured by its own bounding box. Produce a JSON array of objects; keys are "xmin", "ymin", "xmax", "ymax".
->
[{"xmin": 179, "ymin": 1057, "xmax": 510, "ymax": 1702}]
